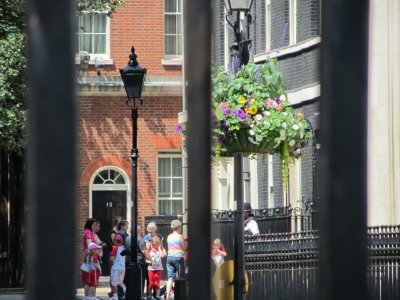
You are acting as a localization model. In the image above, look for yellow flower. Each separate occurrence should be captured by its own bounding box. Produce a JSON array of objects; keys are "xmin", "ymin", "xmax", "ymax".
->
[
  {"xmin": 238, "ymin": 96, "xmax": 246, "ymax": 104},
  {"xmin": 296, "ymin": 112, "xmax": 304, "ymax": 120},
  {"xmin": 246, "ymin": 106, "xmax": 257, "ymax": 115}
]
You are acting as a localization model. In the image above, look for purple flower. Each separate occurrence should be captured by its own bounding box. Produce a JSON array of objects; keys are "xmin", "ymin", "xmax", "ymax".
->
[
  {"xmin": 220, "ymin": 119, "xmax": 227, "ymax": 126},
  {"xmin": 300, "ymin": 142, "xmax": 306, "ymax": 148},
  {"xmin": 223, "ymin": 127, "xmax": 230, "ymax": 134},
  {"xmin": 222, "ymin": 109, "xmax": 231, "ymax": 115},
  {"xmin": 237, "ymin": 109, "xmax": 246, "ymax": 119},
  {"xmin": 275, "ymin": 97, "xmax": 281, "ymax": 104},
  {"xmin": 176, "ymin": 124, "xmax": 183, "ymax": 133},
  {"xmin": 217, "ymin": 136, "xmax": 225, "ymax": 144},
  {"xmin": 234, "ymin": 57, "xmax": 241, "ymax": 68}
]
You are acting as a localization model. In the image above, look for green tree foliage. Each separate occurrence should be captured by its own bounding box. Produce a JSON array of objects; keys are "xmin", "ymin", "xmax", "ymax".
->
[
  {"xmin": 0, "ymin": 0, "xmax": 27, "ymax": 154},
  {"xmin": 0, "ymin": 0, "xmax": 125, "ymax": 154},
  {"xmin": 76, "ymin": 0, "xmax": 125, "ymax": 16}
]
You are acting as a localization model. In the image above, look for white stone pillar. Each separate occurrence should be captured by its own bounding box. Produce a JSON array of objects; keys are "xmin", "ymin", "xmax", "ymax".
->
[{"xmin": 367, "ymin": 0, "xmax": 400, "ymax": 225}]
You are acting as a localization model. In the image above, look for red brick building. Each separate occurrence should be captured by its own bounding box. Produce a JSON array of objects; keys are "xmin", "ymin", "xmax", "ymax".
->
[{"xmin": 76, "ymin": 0, "xmax": 183, "ymax": 275}]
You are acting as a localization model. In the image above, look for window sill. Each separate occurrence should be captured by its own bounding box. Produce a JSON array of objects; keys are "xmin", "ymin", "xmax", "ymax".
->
[
  {"xmin": 254, "ymin": 36, "xmax": 321, "ymax": 63},
  {"xmin": 162, "ymin": 58, "xmax": 183, "ymax": 66},
  {"xmin": 75, "ymin": 57, "xmax": 114, "ymax": 65}
]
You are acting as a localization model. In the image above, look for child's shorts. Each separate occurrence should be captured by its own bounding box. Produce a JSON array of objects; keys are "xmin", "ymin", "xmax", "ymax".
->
[
  {"xmin": 111, "ymin": 269, "xmax": 125, "ymax": 286},
  {"xmin": 89, "ymin": 269, "xmax": 99, "ymax": 287},
  {"xmin": 82, "ymin": 271, "xmax": 90, "ymax": 285}
]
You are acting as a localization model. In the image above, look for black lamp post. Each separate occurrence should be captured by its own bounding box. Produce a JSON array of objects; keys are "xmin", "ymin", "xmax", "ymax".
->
[
  {"xmin": 224, "ymin": 0, "xmax": 254, "ymax": 67},
  {"xmin": 224, "ymin": 1, "xmax": 254, "ymax": 300},
  {"xmin": 119, "ymin": 46, "xmax": 147, "ymax": 300}
]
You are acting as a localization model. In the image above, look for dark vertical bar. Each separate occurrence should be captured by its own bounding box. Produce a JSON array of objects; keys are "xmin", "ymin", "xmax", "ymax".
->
[
  {"xmin": 27, "ymin": 0, "xmax": 76, "ymax": 299},
  {"xmin": 233, "ymin": 153, "xmax": 245, "ymax": 300},
  {"xmin": 185, "ymin": 0, "xmax": 211, "ymax": 299},
  {"xmin": 319, "ymin": 1, "xmax": 369, "ymax": 299}
]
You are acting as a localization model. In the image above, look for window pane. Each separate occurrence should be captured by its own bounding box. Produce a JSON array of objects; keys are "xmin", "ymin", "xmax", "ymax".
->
[
  {"xmin": 176, "ymin": 15, "xmax": 182, "ymax": 34},
  {"xmin": 93, "ymin": 175, "xmax": 103, "ymax": 184},
  {"xmin": 171, "ymin": 200, "xmax": 182, "ymax": 215},
  {"xmin": 159, "ymin": 200, "xmax": 171, "ymax": 215},
  {"xmin": 158, "ymin": 158, "xmax": 171, "ymax": 177},
  {"xmin": 80, "ymin": 34, "xmax": 92, "ymax": 53},
  {"xmin": 79, "ymin": 15, "xmax": 92, "ymax": 33},
  {"xmin": 114, "ymin": 174, "xmax": 125, "ymax": 184},
  {"xmin": 94, "ymin": 14, "xmax": 107, "ymax": 33},
  {"xmin": 172, "ymin": 158, "xmax": 182, "ymax": 176},
  {"xmin": 172, "ymin": 178, "xmax": 182, "ymax": 197},
  {"xmin": 165, "ymin": 15, "xmax": 177, "ymax": 34},
  {"xmin": 165, "ymin": 36, "xmax": 176, "ymax": 55},
  {"xmin": 158, "ymin": 178, "xmax": 171, "ymax": 197},
  {"xmin": 176, "ymin": 35, "xmax": 182, "ymax": 55},
  {"xmin": 93, "ymin": 35, "xmax": 106, "ymax": 54},
  {"xmin": 165, "ymin": 0, "xmax": 177, "ymax": 12}
]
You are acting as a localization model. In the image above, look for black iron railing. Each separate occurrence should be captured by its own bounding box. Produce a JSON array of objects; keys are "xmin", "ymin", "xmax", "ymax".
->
[{"xmin": 242, "ymin": 225, "xmax": 400, "ymax": 300}]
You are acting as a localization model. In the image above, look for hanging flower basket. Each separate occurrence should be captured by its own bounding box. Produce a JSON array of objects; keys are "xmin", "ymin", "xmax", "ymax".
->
[
  {"xmin": 219, "ymin": 128, "xmax": 277, "ymax": 156},
  {"xmin": 212, "ymin": 59, "xmax": 312, "ymax": 187}
]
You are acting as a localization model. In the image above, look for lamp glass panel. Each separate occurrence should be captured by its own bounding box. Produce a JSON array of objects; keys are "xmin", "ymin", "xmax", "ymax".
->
[
  {"xmin": 229, "ymin": 0, "xmax": 251, "ymax": 10},
  {"xmin": 122, "ymin": 73, "xmax": 145, "ymax": 99}
]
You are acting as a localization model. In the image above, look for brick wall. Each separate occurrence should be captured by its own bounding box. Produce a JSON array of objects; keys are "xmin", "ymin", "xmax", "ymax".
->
[
  {"xmin": 297, "ymin": 0, "xmax": 321, "ymax": 43},
  {"xmin": 81, "ymin": 0, "xmax": 183, "ymax": 77},
  {"xmin": 277, "ymin": 47, "xmax": 320, "ymax": 91},
  {"xmin": 75, "ymin": 94, "xmax": 182, "ymax": 281},
  {"xmin": 271, "ymin": 0, "xmax": 289, "ymax": 49}
]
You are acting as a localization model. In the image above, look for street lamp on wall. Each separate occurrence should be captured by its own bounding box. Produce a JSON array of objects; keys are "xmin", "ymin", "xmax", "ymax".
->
[
  {"xmin": 224, "ymin": 0, "xmax": 254, "ymax": 67},
  {"xmin": 119, "ymin": 46, "xmax": 147, "ymax": 300}
]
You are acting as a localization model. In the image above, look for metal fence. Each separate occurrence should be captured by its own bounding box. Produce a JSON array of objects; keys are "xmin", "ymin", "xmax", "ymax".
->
[
  {"xmin": 243, "ymin": 225, "xmax": 400, "ymax": 300},
  {"xmin": 210, "ymin": 207, "xmax": 312, "ymax": 261}
]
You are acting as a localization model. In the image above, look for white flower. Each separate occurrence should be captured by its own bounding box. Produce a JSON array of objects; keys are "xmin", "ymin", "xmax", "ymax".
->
[
  {"xmin": 282, "ymin": 112, "xmax": 288, "ymax": 116},
  {"xmin": 248, "ymin": 137, "xmax": 257, "ymax": 144},
  {"xmin": 255, "ymin": 114, "xmax": 262, "ymax": 120},
  {"xmin": 293, "ymin": 124, "xmax": 299, "ymax": 130},
  {"xmin": 249, "ymin": 130, "xmax": 255, "ymax": 136},
  {"xmin": 280, "ymin": 129, "xmax": 286, "ymax": 136},
  {"xmin": 289, "ymin": 140, "xmax": 295, "ymax": 146},
  {"xmin": 281, "ymin": 122, "xmax": 287, "ymax": 128},
  {"xmin": 300, "ymin": 132, "xmax": 304, "ymax": 139},
  {"xmin": 264, "ymin": 121, "xmax": 270, "ymax": 126},
  {"xmin": 263, "ymin": 111, "xmax": 271, "ymax": 116},
  {"xmin": 256, "ymin": 135, "xmax": 263, "ymax": 142}
]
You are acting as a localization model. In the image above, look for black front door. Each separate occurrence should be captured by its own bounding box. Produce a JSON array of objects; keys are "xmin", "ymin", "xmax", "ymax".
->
[{"xmin": 92, "ymin": 190, "xmax": 127, "ymax": 276}]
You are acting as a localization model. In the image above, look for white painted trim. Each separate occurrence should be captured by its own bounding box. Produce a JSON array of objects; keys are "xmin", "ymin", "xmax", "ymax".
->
[
  {"xmin": 156, "ymin": 152, "xmax": 184, "ymax": 215},
  {"xmin": 286, "ymin": 84, "xmax": 321, "ymax": 105},
  {"xmin": 254, "ymin": 36, "xmax": 321, "ymax": 63},
  {"xmin": 161, "ymin": 58, "xmax": 183, "ymax": 66},
  {"xmin": 89, "ymin": 166, "xmax": 130, "ymax": 223}
]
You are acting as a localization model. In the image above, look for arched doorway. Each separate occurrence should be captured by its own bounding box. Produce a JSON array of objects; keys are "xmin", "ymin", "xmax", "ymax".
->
[{"xmin": 90, "ymin": 166, "xmax": 130, "ymax": 275}]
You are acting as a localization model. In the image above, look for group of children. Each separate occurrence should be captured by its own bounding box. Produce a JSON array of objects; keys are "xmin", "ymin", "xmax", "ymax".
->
[{"xmin": 80, "ymin": 217, "xmax": 226, "ymax": 300}]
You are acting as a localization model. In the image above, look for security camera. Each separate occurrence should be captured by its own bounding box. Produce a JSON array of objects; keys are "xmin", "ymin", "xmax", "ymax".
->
[
  {"xmin": 95, "ymin": 57, "xmax": 104, "ymax": 75},
  {"xmin": 79, "ymin": 51, "xmax": 90, "ymax": 69}
]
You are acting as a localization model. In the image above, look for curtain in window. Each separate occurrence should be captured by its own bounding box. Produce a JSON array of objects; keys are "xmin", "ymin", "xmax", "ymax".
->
[{"xmin": 78, "ymin": 14, "xmax": 107, "ymax": 54}]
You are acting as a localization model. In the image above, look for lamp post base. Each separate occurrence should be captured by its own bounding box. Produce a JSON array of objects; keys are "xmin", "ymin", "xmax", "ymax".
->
[{"xmin": 125, "ymin": 262, "xmax": 142, "ymax": 300}]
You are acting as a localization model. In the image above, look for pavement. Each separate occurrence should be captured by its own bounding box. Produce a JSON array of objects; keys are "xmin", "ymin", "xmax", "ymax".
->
[{"xmin": 0, "ymin": 276, "xmax": 169, "ymax": 300}]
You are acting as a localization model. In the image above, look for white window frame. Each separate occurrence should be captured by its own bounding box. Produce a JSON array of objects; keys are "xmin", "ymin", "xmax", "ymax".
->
[
  {"xmin": 265, "ymin": 0, "xmax": 272, "ymax": 51},
  {"xmin": 157, "ymin": 152, "xmax": 184, "ymax": 215},
  {"xmin": 289, "ymin": 0, "xmax": 297, "ymax": 45},
  {"xmin": 163, "ymin": 0, "xmax": 183, "ymax": 62},
  {"xmin": 76, "ymin": 12, "xmax": 111, "ymax": 61}
]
